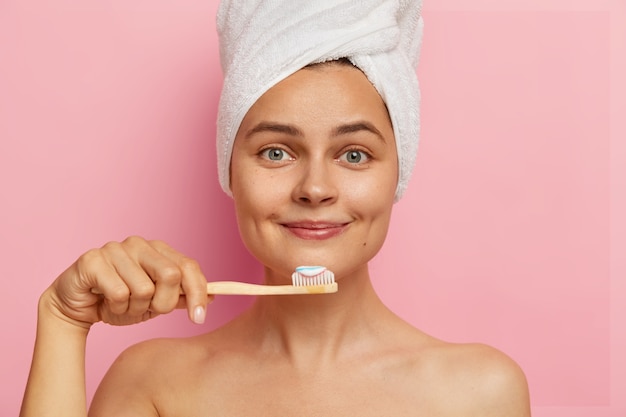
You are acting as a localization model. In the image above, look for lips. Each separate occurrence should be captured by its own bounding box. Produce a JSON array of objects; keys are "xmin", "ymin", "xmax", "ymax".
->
[{"xmin": 281, "ymin": 221, "xmax": 350, "ymax": 240}]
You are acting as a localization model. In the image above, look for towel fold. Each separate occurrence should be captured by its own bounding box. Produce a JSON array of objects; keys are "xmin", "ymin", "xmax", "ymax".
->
[{"xmin": 216, "ymin": 0, "xmax": 423, "ymax": 201}]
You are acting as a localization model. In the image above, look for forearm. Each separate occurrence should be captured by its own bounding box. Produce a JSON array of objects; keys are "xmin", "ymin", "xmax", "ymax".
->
[{"xmin": 20, "ymin": 293, "xmax": 91, "ymax": 417}]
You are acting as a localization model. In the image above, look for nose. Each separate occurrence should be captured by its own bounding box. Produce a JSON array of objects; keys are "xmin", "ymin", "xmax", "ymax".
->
[{"xmin": 292, "ymin": 158, "xmax": 338, "ymax": 205}]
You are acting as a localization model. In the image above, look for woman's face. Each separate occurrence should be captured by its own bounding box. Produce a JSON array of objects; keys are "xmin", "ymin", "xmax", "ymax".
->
[{"xmin": 230, "ymin": 63, "xmax": 398, "ymax": 282}]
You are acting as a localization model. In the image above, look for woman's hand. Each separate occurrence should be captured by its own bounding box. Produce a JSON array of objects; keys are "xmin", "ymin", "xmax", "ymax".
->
[
  {"xmin": 41, "ymin": 236, "xmax": 211, "ymax": 328},
  {"xmin": 21, "ymin": 236, "xmax": 210, "ymax": 417}
]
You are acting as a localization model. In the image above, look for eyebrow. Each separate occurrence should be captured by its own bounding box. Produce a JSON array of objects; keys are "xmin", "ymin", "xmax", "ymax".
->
[
  {"xmin": 331, "ymin": 121, "xmax": 386, "ymax": 143},
  {"xmin": 246, "ymin": 121, "xmax": 386, "ymax": 143},
  {"xmin": 245, "ymin": 122, "xmax": 303, "ymax": 139}
]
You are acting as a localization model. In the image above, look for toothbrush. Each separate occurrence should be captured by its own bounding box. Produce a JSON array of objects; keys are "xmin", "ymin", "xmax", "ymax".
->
[
  {"xmin": 206, "ymin": 266, "xmax": 337, "ymax": 295},
  {"xmin": 91, "ymin": 266, "xmax": 337, "ymax": 296}
]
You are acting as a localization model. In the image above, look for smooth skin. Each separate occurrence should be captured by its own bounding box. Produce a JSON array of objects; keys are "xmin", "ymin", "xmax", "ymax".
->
[{"xmin": 21, "ymin": 63, "xmax": 531, "ymax": 417}]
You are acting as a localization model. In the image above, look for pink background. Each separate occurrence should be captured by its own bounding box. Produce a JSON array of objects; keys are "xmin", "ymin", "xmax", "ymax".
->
[{"xmin": 1, "ymin": 0, "xmax": 624, "ymax": 415}]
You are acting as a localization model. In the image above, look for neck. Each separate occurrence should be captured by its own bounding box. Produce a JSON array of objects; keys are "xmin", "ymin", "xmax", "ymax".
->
[{"xmin": 241, "ymin": 265, "xmax": 391, "ymax": 369}]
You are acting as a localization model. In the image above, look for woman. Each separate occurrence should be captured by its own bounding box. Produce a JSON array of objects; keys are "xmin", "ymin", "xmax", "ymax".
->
[{"xmin": 21, "ymin": 1, "xmax": 531, "ymax": 416}]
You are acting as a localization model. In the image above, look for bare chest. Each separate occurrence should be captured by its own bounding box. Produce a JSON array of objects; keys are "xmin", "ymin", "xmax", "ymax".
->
[
  {"xmin": 161, "ymin": 386, "xmax": 429, "ymax": 417},
  {"xmin": 154, "ymin": 363, "xmax": 442, "ymax": 417}
]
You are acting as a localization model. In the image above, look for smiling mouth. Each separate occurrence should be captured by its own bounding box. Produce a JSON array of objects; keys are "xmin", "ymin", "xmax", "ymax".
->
[{"xmin": 281, "ymin": 222, "xmax": 350, "ymax": 240}]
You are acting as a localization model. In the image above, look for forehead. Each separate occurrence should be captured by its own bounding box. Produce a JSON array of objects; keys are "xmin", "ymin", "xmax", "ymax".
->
[{"xmin": 241, "ymin": 64, "xmax": 392, "ymax": 128}]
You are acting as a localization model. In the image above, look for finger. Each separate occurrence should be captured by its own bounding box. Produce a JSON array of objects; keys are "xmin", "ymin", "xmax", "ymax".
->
[
  {"xmin": 150, "ymin": 241, "xmax": 209, "ymax": 324},
  {"xmin": 174, "ymin": 294, "xmax": 215, "ymax": 310},
  {"xmin": 123, "ymin": 237, "xmax": 182, "ymax": 315},
  {"xmin": 102, "ymin": 241, "xmax": 156, "ymax": 316},
  {"xmin": 76, "ymin": 249, "xmax": 130, "ymax": 316}
]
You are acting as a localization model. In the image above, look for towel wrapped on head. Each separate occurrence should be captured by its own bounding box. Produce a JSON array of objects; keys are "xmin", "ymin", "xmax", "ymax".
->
[{"xmin": 216, "ymin": 0, "xmax": 423, "ymax": 201}]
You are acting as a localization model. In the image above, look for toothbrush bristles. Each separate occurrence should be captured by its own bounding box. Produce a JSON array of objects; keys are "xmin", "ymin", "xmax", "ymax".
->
[{"xmin": 291, "ymin": 269, "xmax": 335, "ymax": 287}]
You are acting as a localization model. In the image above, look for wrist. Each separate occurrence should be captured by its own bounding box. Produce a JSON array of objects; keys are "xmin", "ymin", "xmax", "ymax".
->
[{"xmin": 38, "ymin": 288, "xmax": 93, "ymax": 334}]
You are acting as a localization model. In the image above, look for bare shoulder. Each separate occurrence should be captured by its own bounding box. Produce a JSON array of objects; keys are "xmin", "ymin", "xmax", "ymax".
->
[
  {"xmin": 418, "ymin": 340, "xmax": 531, "ymax": 417},
  {"xmin": 89, "ymin": 336, "xmax": 205, "ymax": 416}
]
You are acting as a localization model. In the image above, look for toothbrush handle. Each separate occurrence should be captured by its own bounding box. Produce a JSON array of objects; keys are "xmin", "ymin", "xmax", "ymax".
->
[
  {"xmin": 91, "ymin": 282, "xmax": 338, "ymax": 296},
  {"xmin": 206, "ymin": 281, "xmax": 337, "ymax": 295}
]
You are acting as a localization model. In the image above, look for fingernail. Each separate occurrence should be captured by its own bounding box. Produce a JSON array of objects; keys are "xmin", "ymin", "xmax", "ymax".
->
[{"xmin": 193, "ymin": 306, "xmax": 205, "ymax": 324}]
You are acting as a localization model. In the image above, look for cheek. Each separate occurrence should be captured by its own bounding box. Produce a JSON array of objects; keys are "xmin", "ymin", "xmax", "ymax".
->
[
  {"xmin": 232, "ymin": 183, "xmax": 265, "ymax": 256},
  {"xmin": 342, "ymin": 163, "xmax": 397, "ymax": 211},
  {"xmin": 342, "ymin": 166, "xmax": 396, "ymax": 246},
  {"xmin": 231, "ymin": 157, "xmax": 258, "ymax": 235},
  {"xmin": 231, "ymin": 168, "xmax": 284, "ymax": 239}
]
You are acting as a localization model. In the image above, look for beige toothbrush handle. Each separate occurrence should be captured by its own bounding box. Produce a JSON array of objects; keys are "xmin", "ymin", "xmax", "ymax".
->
[
  {"xmin": 91, "ymin": 281, "xmax": 338, "ymax": 296},
  {"xmin": 206, "ymin": 281, "xmax": 338, "ymax": 295}
]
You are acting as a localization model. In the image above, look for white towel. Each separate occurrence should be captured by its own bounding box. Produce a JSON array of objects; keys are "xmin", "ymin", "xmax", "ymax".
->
[{"xmin": 216, "ymin": 0, "xmax": 423, "ymax": 201}]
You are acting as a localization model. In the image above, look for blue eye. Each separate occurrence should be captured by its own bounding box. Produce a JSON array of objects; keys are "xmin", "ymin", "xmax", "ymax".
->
[
  {"xmin": 340, "ymin": 149, "xmax": 369, "ymax": 164},
  {"xmin": 261, "ymin": 148, "xmax": 290, "ymax": 161}
]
